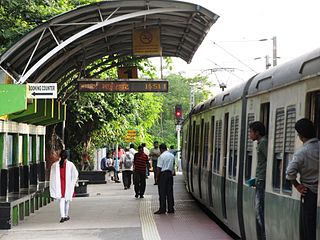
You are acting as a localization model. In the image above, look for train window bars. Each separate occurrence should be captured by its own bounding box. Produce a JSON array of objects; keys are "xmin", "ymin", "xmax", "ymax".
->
[
  {"xmin": 228, "ymin": 116, "xmax": 239, "ymax": 179},
  {"xmin": 273, "ymin": 108, "xmax": 285, "ymax": 191},
  {"xmin": 282, "ymin": 105, "xmax": 296, "ymax": 193},
  {"xmin": 214, "ymin": 120, "xmax": 222, "ymax": 173},
  {"xmin": 245, "ymin": 114, "xmax": 254, "ymax": 181},
  {"xmin": 203, "ymin": 122, "xmax": 209, "ymax": 168},
  {"xmin": 272, "ymin": 106, "xmax": 296, "ymax": 193}
]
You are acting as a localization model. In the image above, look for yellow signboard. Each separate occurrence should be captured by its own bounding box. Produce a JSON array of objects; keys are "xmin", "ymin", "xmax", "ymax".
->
[
  {"xmin": 125, "ymin": 137, "xmax": 136, "ymax": 143},
  {"xmin": 133, "ymin": 28, "xmax": 161, "ymax": 56}
]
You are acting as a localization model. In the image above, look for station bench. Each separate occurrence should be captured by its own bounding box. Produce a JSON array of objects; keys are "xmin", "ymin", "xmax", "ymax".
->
[
  {"xmin": 0, "ymin": 182, "xmax": 51, "ymax": 229},
  {"xmin": 79, "ymin": 171, "xmax": 106, "ymax": 184}
]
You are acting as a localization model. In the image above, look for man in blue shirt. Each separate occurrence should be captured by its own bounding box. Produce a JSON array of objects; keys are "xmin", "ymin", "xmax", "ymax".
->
[
  {"xmin": 286, "ymin": 118, "xmax": 319, "ymax": 240},
  {"xmin": 154, "ymin": 143, "xmax": 175, "ymax": 214}
]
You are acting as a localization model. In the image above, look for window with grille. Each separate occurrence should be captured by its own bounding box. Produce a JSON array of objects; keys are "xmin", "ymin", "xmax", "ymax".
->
[
  {"xmin": 245, "ymin": 114, "xmax": 255, "ymax": 181},
  {"xmin": 228, "ymin": 116, "xmax": 239, "ymax": 179},
  {"xmin": 228, "ymin": 117, "xmax": 235, "ymax": 178},
  {"xmin": 272, "ymin": 108, "xmax": 285, "ymax": 190},
  {"xmin": 210, "ymin": 116, "xmax": 215, "ymax": 172},
  {"xmin": 233, "ymin": 116, "xmax": 239, "ymax": 178},
  {"xmin": 203, "ymin": 122, "xmax": 209, "ymax": 167},
  {"xmin": 282, "ymin": 106, "xmax": 296, "ymax": 192},
  {"xmin": 194, "ymin": 125, "xmax": 200, "ymax": 165},
  {"xmin": 214, "ymin": 120, "xmax": 222, "ymax": 173}
]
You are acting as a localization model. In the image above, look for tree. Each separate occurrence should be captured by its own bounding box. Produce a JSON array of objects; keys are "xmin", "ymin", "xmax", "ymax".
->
[{"xmin": 148, "ymin": 73, "xmax": 214, "ymax": 146}]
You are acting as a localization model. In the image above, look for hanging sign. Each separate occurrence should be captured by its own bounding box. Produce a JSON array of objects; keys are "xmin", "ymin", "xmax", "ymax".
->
[
  {"xmin": 27, "ymin": 83, "xmax": 57, "ymax": 99},
  {"xmin": 133, "ymin": 28, "xmax": 161, "ymax": 56}
]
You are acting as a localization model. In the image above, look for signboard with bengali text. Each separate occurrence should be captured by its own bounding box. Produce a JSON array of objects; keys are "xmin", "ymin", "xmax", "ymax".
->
[{"xmin": 78, "ymin": 80, "xmax": 168, "ymax": 93}]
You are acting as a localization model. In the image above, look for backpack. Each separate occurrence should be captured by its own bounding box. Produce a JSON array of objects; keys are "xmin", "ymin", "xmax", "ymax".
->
[
  {"xmin": 124, "ymin": 153, "xmax": 133, "ymax": 168},
  {"xmin": 100, "ymin": 157, "xmax": 107, "ymax": 170}
]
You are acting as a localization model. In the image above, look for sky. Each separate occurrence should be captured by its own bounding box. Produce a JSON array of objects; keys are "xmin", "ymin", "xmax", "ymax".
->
[{"xmin": 155, "ymin": 0, "xmax": 320, "ymax": 94}]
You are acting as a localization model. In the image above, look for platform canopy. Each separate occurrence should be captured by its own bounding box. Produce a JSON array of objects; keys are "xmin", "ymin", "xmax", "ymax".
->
[{"xmin": 0, "ymin": 0, "xmax": 219, "ymax": 100}]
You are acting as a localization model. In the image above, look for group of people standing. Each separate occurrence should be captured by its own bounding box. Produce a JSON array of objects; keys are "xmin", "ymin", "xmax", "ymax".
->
[
  {"xmin": 249, "ymin": 118, "xmax": 319, "ymax": 240},
  {"xmin": 99, "ymin": 141, "xmax": 177, "ymax": 214}
]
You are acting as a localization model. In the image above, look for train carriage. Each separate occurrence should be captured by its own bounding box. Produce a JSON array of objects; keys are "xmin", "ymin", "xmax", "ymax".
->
[{"xmin": 182, "ymin": 48, "xmax": 320, "ymax": 239}]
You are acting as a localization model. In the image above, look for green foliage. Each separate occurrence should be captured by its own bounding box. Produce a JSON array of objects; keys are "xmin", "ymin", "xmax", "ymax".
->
[
  {"xmin": 0, "ymin": 0, "xmax": 99, "ymax": 54},
  {"xmin": 148, "ymin": 73, "xmax": 213, "ymax": 147}
]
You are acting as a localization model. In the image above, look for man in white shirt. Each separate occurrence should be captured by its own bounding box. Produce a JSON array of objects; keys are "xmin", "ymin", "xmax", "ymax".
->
[{"xmin": 154, "ymin": 143, "xmax": 175, "ymax": 214}]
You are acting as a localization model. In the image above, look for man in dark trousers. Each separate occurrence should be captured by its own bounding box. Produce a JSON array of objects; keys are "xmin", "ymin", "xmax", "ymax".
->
[
  {"xmin": 249, "ymin": 121, "xmax": 268, "ymax": 240},
  {"xmin": 286, "ymin": 118, "xmax": 319, "ymax": 240},
  {"xmin": 133, "ymin": 145, "xmax": 149, "ymax": 198},
  {"xmin": 154, "ymin": 143, "xmax": 175, "ymax": 214}
]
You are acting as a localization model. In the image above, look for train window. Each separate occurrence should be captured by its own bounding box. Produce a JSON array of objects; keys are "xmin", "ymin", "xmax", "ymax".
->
[
  {"xmin": 245, "ymin": 114, "xmax": 255, "ymax": 181},
  {"xmin": 214, "ymin": 120, "xmax": 222, "ymax": 173},
  {"xmin": 210, "ymin": 116, "xmax": 215, "ymax": 172},
  {"xmin": 272, "ymin": 108, "xmax": 285, "ymax": 191},
  {"xmin": 282, "ymin": 106, "xmax": 296, "ymax": 193},
  {"xmin": 228, "ymin": 116, "xmax": 239, "ymax": 179},
  {"xmin": 200, "ymin": 119, "xmax": 204, "ymax": 167},
  {"xmin": 233, "ymin": 116, "xmax": 239, "ymax": 178},
  {"xmin": 203, "ymin": 122, "xmax": 209, "ymax": 168},
  {"xmin": 194, "ymin": 125, "xmax": 200, "ymax": 166},
  {"xmin": 228, "ymin": 117, "xmax": 235, "ymax": 178}
]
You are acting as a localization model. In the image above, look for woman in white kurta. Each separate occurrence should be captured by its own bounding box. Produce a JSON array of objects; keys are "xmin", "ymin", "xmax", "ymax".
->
[{"xmin": 50, "ymin": 150, "xmax": 79, "ymax": 223}]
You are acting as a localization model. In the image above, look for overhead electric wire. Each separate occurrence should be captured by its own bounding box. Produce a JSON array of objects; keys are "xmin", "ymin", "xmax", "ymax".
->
[
  {"xmin": 206, "ymin": 59, "xmax": 245, "ymax": 82},
  {"xmin": 211, "ymin": 41, "xmax": 258, "ymax": 74}
]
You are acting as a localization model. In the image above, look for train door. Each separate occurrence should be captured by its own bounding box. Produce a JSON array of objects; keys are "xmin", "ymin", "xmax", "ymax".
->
[
  {"xmin": 222, "ymin": 112, "xmax": 229, "ymax": 220},
  {"xmin": 208, "ymin": 116, "xmax": 215, "ymax": 207},
  {"xmin": 199, "ymin": 119, "xmax": 204, "ymax": 199}
]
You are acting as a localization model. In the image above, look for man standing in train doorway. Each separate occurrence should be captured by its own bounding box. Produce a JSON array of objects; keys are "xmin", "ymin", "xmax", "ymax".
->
[
  {"xmin": 286, "ymin": 118, "xmax": 319, "ymax": 240},
  {"xmin": 249, "ymin": 121, "xmax": 268, "ymax": 240}
]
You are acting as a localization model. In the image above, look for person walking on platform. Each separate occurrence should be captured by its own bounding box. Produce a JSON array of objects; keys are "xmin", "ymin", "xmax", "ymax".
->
[
  {"xmin": 50, "ymin": 150, "xmax": 79, "ymax": 223},
  {"xmin": 133, "ymin": 145, "xmax": 149, "ymax": 198},
  {"xmin": 154, "ymin": 143, "xmax": 175, "ymax": 214},
  {"xmin": 249, "ymin": 121, "xmax": 268, "ymax": 240},
  {"xmin": 120, "ymin": 147, "xmax": 134, "ymax": 190},
  {"xmin": 141, "ymin": 143, "xmax": 150, "ymax": 178},
  {"xmin": 286, "ymin": 118, "xmax": 319, "ymax": 240},
  {"xmin": 149, "ymin": 141, "xmax": 160, "ymax": 185}
]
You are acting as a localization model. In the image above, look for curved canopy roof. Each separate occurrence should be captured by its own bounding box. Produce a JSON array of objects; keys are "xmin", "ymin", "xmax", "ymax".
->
[{"xmin": 0, "ymin": 0, "xmax": 219, "ymax": 99}]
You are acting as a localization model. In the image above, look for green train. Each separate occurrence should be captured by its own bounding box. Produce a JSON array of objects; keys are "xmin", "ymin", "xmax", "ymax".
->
[{"xmin": 181, "ymin": 48, "xmax": 320, "ymax": 239}]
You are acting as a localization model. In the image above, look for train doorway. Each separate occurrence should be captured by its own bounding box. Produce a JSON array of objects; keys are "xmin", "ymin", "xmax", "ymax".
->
[
  {"xmin": 260, "ymin": 102, "xmax": 270, "ymax": 136},
  {"xmin": 222, "ymin": 113, "xmax": 229, "ymax": 220},
  {"xmin": 306, "ymin": 91, "xmax": 320, "ymax": 138}
]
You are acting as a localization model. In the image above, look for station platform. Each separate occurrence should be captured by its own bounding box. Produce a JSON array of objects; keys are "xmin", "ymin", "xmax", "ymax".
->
[{"xmin": 0, "ymin": 173, "xmax": 234, "ymax": 240}]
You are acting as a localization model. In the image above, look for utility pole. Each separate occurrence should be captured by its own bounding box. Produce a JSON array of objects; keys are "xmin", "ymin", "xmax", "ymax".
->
[
  {"xmin": 272, "ymin": 36, "xmax": 277, "ymax": 66},
  {"xmin": 265, "ymin": 55, "xmax": 271, "ymax": 69},
  {"xmin": 190, "ymin": 84, "xmax": 195, "ymax": 110}
]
